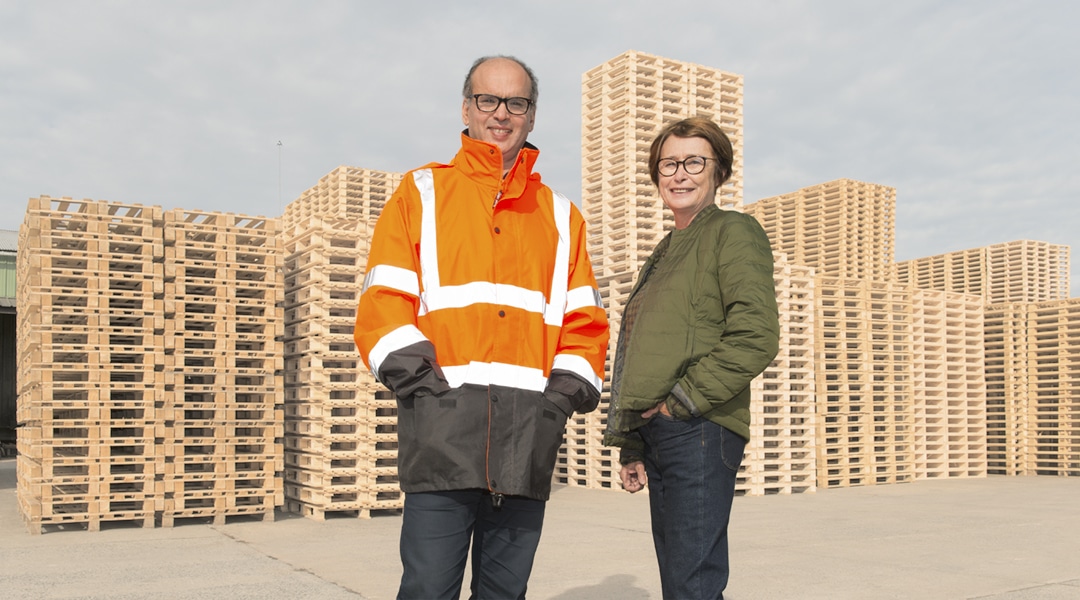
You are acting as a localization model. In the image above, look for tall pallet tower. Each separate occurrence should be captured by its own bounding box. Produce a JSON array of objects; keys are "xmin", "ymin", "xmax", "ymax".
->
[
  {"xmin": 160, "ymin": 209, "xmax": 285, "ymax": 525},
  {"xmin": 747, "ymin": 255, "xmax": 818, "ymax": 494},
  {"xmin": 910, "ymin": 289, "xmax": 986, "ymax": 480},
  {"xmin": 576, "ymin": 51, "xmax": 818, "ymax": 495},
  {"xmin": 16, "ymin": 198, "xmax": 165, "ymax": 531},
  {"xmin": 280, "ymin": 166, "xmax": 406, "ymax": 519},
  {"xmin": 984, "ymin": 298, "xmax": 1080, "ymax": 476},
  {"xmin": 1020, "ymin": 298, "xmax": 1080, "ymax": 476},
  {"xmin": 574, "ymin": 50, "xmax": 744, "ymax": 491}
]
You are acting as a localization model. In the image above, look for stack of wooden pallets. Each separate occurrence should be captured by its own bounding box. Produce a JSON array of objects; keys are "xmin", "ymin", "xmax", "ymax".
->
[
  {"xmin": 160, "ymin": 209, "xmax": 284, "ymax": 526},
  {"xmin": 16, "ymin": 197, "xmax": 165, "ymax": 532},
  {"xmin": 910, "ymin": 289, "xmax": 986, "ymax": 480},
  {"xmin": 281, "ymin": 216, "xmax": 402, "ymax": 519},
  {"xmin": 741, "ymin": 255, "xmax": 818, "ymax": 495},
  {"xmin": 814, "ymin": 277, "xmax": 917, "ymax": 489},
  {"xmin": 16, "ymin": 197, "xmax": 284, "ymax": 533}
]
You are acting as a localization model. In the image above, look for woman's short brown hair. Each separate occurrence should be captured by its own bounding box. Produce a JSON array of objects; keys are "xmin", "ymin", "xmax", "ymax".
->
[{"xmin": 648, "ymin": 117, "xmax": 734, "ymax": 187}]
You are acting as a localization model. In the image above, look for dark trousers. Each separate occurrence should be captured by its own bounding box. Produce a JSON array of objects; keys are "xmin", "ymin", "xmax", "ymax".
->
[
  {"xmin": 397, "ymin": 489, "xmax": 546, "ymax": 600},
  {"xmin": 641, "ymin": 416, "xmax": 746, "ymax": 600}
]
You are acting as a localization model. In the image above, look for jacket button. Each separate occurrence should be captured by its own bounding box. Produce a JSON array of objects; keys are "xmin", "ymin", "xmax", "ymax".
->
[
  {"xmin": 498, "ymin": 310, "xmax": 505, "ymax": 317},
  {"xmin": 494, "ymin": 227, "xmax": 501, "ymax": 234}
]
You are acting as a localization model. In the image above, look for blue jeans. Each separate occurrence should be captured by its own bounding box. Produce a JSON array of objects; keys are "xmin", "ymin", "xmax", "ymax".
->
[
  {"xmin": 397, "ymin": 490, "xmax": 546, "ymax": 600},
  {"xmin": 641, "ymin": 415, "xmax": 746, "ymax": 600}
]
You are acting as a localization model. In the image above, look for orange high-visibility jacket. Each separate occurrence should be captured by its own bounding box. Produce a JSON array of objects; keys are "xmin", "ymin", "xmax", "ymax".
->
[{"xmin": 354, "ymin": 134, "xmax": 609, "ymax": 499}]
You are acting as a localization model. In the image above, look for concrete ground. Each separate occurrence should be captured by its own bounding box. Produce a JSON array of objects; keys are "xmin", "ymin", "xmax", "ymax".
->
[{"xmin": 1, "ymin": 457, "xmax": 1078, "ymax": 599}]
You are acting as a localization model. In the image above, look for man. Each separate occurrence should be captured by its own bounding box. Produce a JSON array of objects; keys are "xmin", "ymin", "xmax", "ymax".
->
[{"xmin": 354, "ymin": 56, "xmax": 609, "ymax": 599}]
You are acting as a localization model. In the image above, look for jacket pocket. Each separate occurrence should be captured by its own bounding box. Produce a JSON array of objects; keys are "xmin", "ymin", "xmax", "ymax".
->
[
  {"xmin": 719, "ymin": 425, "xmax": 746, "ymax": 472},
  {"xmin": 483, "ymin": 389, "xmax": 569, "ymax": 498},
  {"xmin": 535, "ymin": 397, "xmax": 569, "ymax": 493},
  {"xmin": 396, "ymin": 388, "xmax": 482, "ymax": 487}
]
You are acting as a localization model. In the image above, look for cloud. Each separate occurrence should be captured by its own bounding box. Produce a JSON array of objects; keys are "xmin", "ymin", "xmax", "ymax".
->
[{"xmin": 2, "ymin": 0, "xmax": 1078, "ymax": 295}]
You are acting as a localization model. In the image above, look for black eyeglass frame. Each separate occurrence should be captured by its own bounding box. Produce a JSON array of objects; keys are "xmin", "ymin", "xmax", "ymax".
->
[
  {"xmin": 657, "ymin": 156, "xmax": 716, "ymax": 177},
  {"xmin": 471, "ymin": 94, "xmax": 533, "ymax": 115}
]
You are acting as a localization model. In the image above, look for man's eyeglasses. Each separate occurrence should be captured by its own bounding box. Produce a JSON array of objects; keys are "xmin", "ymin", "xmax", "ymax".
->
[
  {"xmin": 657, "ymin": 156, "xmax": 716, "ymax": 177},
  {"xmin": 471, "ymin": 94, "xmax": 533, "ymax": 115}
]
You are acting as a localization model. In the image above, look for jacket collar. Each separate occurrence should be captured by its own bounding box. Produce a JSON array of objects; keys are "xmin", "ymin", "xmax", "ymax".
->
[
  {"xmin": 629, "ymin": 204, "xmax": 721, "ymax": 299},
  {"xmin": 452, "ymin": 131, "xmax": 540, "ymax": 199},
  {"xmin": 672, "ymin": 203, "xmax": 720, "ymax": 238}
]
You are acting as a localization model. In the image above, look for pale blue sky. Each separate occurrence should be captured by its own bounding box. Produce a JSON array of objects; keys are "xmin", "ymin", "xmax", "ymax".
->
[{"xmin": 2, "ymin": 0, "xmax": 1077, "ymax": 295}]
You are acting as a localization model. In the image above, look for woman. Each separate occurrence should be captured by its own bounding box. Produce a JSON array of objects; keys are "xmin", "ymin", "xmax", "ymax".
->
[{"xmin": 603, "ymin": 116, "xmax": 780, "ymax": 599}]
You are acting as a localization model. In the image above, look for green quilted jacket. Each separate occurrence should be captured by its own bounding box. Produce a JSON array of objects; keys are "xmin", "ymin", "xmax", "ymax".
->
[{"xmin": 603, "ymin": 204, "xmax": 780, "ymax": 463}]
